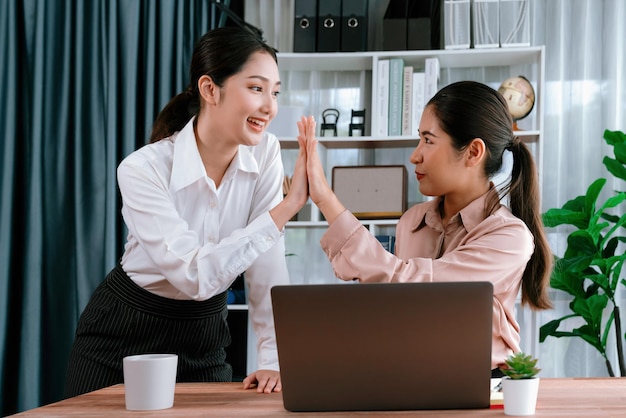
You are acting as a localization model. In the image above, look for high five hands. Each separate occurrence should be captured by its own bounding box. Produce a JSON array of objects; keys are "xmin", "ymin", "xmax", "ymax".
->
[
  {"xmin": 276, "ymin": 115, "xmax": 345, "ymax": 228},
  {"xmin": 293, "ymin": 115, "xmax": 346, "ymax": 225}
]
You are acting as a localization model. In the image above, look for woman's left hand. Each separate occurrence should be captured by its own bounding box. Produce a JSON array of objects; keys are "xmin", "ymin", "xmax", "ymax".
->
[{"xmin": 243, "ymin": 369, "xmax": 282, "ymax": 393}]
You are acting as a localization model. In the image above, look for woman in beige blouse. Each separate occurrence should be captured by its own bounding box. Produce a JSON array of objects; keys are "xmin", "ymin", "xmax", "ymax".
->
[{"xmin": 298, "ymin": 80, "xmax": 552, "ymax": 376}]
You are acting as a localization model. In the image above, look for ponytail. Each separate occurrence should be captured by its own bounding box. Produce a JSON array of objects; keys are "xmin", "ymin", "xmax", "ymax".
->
[
  {"xmin": 149, "ymin": 86, "xmax": 199, "ymax": 143},
  {"xmin": 504, "ymin": 139, "xmax": 553, "ymax": 310}
]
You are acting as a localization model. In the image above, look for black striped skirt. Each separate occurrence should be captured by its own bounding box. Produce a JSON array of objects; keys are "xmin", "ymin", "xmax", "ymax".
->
[{"xmin": 64, "ymin": 264, "xmax": 232, "ymax": 398}]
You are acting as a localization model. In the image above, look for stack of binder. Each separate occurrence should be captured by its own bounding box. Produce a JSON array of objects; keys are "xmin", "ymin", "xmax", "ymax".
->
[{"xmin": 294, "ymin": 0, "xmax": 368, "ymax": 53}]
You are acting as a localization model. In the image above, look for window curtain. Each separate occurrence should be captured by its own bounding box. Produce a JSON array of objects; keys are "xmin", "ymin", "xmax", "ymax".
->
[
  {"xmin": 0, "ymin": 0, "xmax": 219, "ymax": 414},
  {"xmin": 246, "ymin": 0, "xmax": 626, "ymax": 378}
]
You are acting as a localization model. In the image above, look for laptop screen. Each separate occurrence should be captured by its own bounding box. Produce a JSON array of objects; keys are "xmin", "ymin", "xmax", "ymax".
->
[{"xmin": 271, "ymin": 281, "xmax": 493, "ymax": 412}]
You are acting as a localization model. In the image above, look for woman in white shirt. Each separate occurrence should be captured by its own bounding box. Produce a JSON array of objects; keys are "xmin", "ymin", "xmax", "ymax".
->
[{"xmin": 65, "ymin": 27, "xmax": 307, "ymax": 397}]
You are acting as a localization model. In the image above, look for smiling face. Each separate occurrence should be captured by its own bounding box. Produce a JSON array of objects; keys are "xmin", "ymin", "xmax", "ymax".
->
[
  {"xmin": 201, "ymin": 51, "xmax": 281, "ymax": 147},
  {"xmin": 410, "ymin": 105, "xmax": 468, "ymax": 197}
]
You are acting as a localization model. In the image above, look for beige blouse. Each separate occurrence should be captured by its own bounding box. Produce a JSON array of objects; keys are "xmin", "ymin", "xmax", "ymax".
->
[{"xmin": 319, "ymin": 188, "xmax": 533, "ymax": 369}]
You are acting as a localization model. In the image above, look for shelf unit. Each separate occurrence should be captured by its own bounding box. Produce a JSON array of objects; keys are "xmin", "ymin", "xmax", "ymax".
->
[
  {"xmin": 277, "ymin": 46, "xmax": 543, "ymax": 146},
  {"xmin": 241, "ymin": 46, "xmax": 545, "ymax": 373},
  {"xmin": 277, "ymin": 45, "xmax": 544, "ymax": 224}
]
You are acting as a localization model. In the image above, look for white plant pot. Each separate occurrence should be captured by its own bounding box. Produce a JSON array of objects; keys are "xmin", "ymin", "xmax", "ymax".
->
[{"xmin": 502, "ymin": 377, "xmax": 540, "ymax": 416}]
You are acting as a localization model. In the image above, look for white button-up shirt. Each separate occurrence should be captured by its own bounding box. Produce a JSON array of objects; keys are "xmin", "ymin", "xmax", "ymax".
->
[{"xmin": 117, "ymin": 117, "xmax": 289, "ymax": 370}]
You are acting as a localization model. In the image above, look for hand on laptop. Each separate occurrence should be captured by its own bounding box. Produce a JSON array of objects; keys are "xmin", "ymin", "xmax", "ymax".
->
[{"xmin": 243, "ymin": 369, "xmax": 282, "ymax": 393}]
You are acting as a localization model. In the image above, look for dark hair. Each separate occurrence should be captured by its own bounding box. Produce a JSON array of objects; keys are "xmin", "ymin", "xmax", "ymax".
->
[
  {"xmin": 149, "ymin": 27, "xmax": 278, "ymax": 143},
  {"xmin": 427, "ymin": 80, "xmax": 552, "ymax": 310}
]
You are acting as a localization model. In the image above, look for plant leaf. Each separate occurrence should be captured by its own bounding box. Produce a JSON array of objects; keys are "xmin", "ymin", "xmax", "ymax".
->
[
  {"xmin": 572, "ymin": 295, "xmax": 608, "ymax": 330},
  {"xmin": 584, "ymin": 273, "xmax": 610, "ymax": 293},
  {"xmin": 602, "ymin": 236, "xmax": 619, "ymax": 259},
  {"xmin": 563, "ymin": 195, "xmax": 587, "ymax": 212},
  {"xmin": 601, "ymin": 311, "xmax": 615, "ymax": 349},
  {"xmin": 564, "ymin": 231, "xmax": 598, "ymax": 260},
  {"xmin": 599, "ymin": 193, "xmax": 626, "ymax": 211},
  {"xmin": 614, "ymin": 141, "xmax": 626, "ymax": 164},
  {"xmin": 604, "ymin": 157, "xmax": 626, "ymax": 181},
  {"xmin": 542, "ymin": 208, "xmax": 587, "ymax": 228},
  {"xmin": 549, "ymin": 268, "xmax": 586, "ymax": 298},
  {"xmin": 571, "ymin": 324, "xmax": 603, "ymax": 351},
  {"xmin": 603, "ymin": 129, "xmax": 626, "ymax": 146},
  {"xmin": 539, "ymin": 316, "xmax": 578, "ymax": 341},
  {"xmin": 585, "ymin": 178, "xmax": 607, "ymax": 216}
]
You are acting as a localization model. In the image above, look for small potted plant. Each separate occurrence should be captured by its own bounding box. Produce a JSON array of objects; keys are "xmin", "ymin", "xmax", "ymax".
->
[{"xmin": 499, "ymin": 352, "xmax": 541, "ymax": 416}]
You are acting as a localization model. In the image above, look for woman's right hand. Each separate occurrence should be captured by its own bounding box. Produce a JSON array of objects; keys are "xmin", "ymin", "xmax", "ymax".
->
[
  {"xmin": 269, "ymin": 117, "xmax": 309, "ymax": 230},
  {"xmin": 297, "ymin": 115, "xmax": 346, "ymax": 225},
  {"xmin": 284, "ymin": 121, "xmax": 309, "ymax": 209}
]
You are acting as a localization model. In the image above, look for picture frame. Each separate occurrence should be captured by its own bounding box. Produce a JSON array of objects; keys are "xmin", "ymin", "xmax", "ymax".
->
[{"xmin": 332, "ymin": 165, "xmax": 407, "ymax": 219}]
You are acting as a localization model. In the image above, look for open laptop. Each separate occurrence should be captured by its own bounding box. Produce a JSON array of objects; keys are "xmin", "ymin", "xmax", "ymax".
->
[{"xmin": 271, "ymin": 281, "xmax": 493, "ymax": 412}]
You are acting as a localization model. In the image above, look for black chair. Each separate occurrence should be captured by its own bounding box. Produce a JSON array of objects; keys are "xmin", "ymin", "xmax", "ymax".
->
[
  {"xmin": 348, "ymin": 109, "xmax": 366, "ymax": 136},
  {"xmin": 320, "ymin": 108, "xmax": 340, "ymax": 136}
]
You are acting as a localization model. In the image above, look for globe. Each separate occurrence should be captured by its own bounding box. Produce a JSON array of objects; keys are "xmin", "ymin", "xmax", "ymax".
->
[{"xmin": 497, "ymin": 76, "xmax": 535, "ymax": 124}]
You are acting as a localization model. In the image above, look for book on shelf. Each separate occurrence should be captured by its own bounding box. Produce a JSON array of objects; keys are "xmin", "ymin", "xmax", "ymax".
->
[
  {"xmin": 411, "ymin": 71, "xmax": 425, "ymax": 136},
  {"xmin": 375, "ymin": 235, "xmax": 396, "ymax": 254},
  {"xmin": 376, "ymin": 59, "xmax": 390, "ymax": 137},
  {"xmin": 401, "ymin": 65, "xmax": 414, "ymax": 136},
  {"xmin": 387, "ymin": 58, "xmax": 404, "ymax": 136},
  {"xmin": 424, "ymin": 57, "xmax": 440, "ymax": 103}
]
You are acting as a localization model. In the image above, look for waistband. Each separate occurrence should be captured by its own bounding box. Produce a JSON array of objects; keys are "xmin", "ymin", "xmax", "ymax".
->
[{"xmin": 104, "ymin": 264, "xmax": 227, "ymax": 319}]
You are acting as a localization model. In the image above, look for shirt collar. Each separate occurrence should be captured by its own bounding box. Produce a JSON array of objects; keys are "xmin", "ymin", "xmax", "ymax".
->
[
  {"xmin": 170, "ymin": 117, "xmax": 260, "ymax": 192},
  {"xmin": 412, "ymin": 198, "xmax": 440, "ymax": 232},
  {"xmin": 412, "ymin": 185, "xmax": 499, "ymax": 232},
  {"xmin": 458, "ymin": 184, "xmax": 500, "ymax": 231},
  {"xmin": 221, "ymin": 144, "xmax": 259, "ymax": 186}
]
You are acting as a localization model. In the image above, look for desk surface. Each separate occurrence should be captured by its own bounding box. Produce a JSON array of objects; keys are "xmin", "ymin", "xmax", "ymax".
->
[{"xmin": 9, "ymin": 378, "xmax": 626, "ymax": 417}]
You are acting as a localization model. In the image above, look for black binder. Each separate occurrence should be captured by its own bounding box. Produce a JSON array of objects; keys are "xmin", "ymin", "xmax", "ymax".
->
[
  {"xmin": 341, "ymin": 0, "xmax": 368, "ymax": 52},
  {"xmin": 293, "ymin": 0, "xmax": 317, "ymax": 52},
  {"xmin": 317, "ymin": 0, "xmax": 341, "ymax": 52},
  {"xmin": 383, "ymin": 0, "xmax": 409, "ymax": 50},
  {"xmin": 407, "ymin": 0, "xmax": 431, "ymax": 50},
  {"xmin": 407, "ymin": 0, "xmax": 441, "ymax": 50}
]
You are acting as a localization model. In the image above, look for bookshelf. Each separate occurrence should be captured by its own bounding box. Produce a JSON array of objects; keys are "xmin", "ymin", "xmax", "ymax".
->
[{"xmin": 277, "ymin": 47, "xmax": 543, "ymax": 149}]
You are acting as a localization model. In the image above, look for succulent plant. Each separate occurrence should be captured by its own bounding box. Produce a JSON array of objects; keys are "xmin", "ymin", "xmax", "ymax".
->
[{"xmin": 500, "ymin": 352, "xmax": 541, "ymax": 379}]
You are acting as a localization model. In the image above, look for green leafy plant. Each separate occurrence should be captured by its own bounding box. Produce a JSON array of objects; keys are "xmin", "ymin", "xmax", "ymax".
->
[
  {"xmin": 500, "ymin": 352, "xmax": 541, "ymax": 379},
  {"xmin": 539, "ymin": 129, "xmax": 626, "ymax": 377}
]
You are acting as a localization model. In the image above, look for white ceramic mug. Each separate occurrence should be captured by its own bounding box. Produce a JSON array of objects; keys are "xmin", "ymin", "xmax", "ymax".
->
[{"xmin": 123, "ymin": 353, "xmax": 178, "ymax": 410}]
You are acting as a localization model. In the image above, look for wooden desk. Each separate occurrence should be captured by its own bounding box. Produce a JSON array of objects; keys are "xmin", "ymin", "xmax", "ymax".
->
[{"xmin": 9, "ymin": 378, "xmax": 626, "ymax": 417}]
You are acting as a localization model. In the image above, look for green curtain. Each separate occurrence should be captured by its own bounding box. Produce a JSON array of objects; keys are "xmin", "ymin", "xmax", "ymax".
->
[{"xmin": 0, "ymin": 0, "xmax": 224, "ymax": 414}]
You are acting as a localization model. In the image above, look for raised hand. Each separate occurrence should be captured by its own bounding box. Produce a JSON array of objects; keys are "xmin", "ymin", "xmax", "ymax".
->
[
  {"xmin": 269, "ymin": 117, "xmax": 309, "ymax": 229},
  {"xmin": 285, "ymin": 123, "xmax": 309, "ymax": 208},
  {"xmin": 297, "ymin": 116, "xmax": 329, "ymax": 204},
  {"xmin": 297, "ymin": 115, "xmax": 345, "ymax": 224}
]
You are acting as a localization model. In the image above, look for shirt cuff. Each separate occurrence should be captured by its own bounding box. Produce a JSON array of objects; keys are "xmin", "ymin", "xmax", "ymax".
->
[
  {"xmin": 320, "ymin": 209, "xmax": 362, "ymax": 258},
  {"xmin": 257, "ymin": 350, "xmax": 280, "ymax": 371},
  {"xmin": 249, "ymin": 212, "xmax": 284, "ymax": 253}
]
